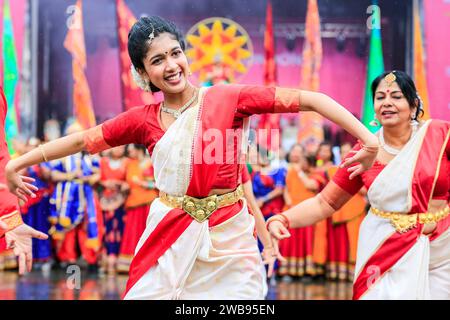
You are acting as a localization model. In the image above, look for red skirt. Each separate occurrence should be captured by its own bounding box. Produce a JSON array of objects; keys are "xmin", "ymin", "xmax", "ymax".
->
[
  {"xmin": 326, "ymin": 219, "xmax": 350, "ymax": 280},
  {"xmin": 278, "ymin": 225, "xmax": 315, "ymax": 277},
  {"xmin": 118, "ymin": 204, "xmax": 150, "ymax": 272}
]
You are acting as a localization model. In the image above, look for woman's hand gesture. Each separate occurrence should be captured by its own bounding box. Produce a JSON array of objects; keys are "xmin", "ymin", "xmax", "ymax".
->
[
  {"xmin": 340, "ymin": 144, "xmax": 378, "ymax": 180},
  {"xmin": 5, "ymin": 161, "xmax": 38, "ymax": 203}
]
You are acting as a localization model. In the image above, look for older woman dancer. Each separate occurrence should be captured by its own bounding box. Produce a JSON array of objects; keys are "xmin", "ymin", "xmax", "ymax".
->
[{"xmin": 268, "ymin": 70, "xmax": 449, "ymax": 300}]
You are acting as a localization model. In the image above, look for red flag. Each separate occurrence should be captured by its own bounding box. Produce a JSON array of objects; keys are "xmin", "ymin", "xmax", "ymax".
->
[
  {"xmin": 258, "ymin": 0, "xmax": 280, "ymax": 152},
  {"xmin": 263, "ymin": 1, "xmax": 276, "ymax": 87},
  {"xmin": 116, "ymin": 0, "xmax": 155, "ymax": 111},
  {"xmin": 63, "ymin": 0, "xmax": 96, "ymax": 130}
]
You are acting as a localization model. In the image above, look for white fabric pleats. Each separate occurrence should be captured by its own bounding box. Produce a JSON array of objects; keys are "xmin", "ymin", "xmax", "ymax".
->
[
  {"xmin": 356, "ymin": 120, "xmax": 449, "ymax": 299},
  {"xmin": 125, "ymin": 88, "xmax": 267, "ymax": 299}
]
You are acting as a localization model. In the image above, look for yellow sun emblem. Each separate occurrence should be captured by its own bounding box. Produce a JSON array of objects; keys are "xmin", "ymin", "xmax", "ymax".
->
[{"xmin": 186, "ymin": 17, "xmax": 253, "ymax": 84}]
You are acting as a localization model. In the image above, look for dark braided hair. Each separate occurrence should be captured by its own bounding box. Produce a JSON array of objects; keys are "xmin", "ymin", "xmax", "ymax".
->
[
  {"xmin": 371, "ymin": 70, "xmax": 424, "ymax": 120},
  {"xmin": 128, "ymin": 16, "xmax": 186, "ymax": 92}
]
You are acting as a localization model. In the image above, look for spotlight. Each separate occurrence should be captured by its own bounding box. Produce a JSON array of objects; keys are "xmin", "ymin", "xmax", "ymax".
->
[
  {"xmin": 336, "ymin": 31, "xmax": 346, "ymax": 52},
  {"xmin": 356, "ymin": 34, "xmax": 367, "ymax": 57},
  {"xmin": 286, "ymin": 34, "xmax": 296, "ymax": 51}
]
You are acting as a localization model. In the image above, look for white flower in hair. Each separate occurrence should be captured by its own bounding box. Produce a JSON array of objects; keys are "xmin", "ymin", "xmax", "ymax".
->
[{"xmin": 131, "ymin": 64, "xmax": 151, "ymax": 91}]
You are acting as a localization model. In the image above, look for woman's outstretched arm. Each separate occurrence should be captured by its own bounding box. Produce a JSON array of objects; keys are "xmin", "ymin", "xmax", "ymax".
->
[
  {"xmin": 6, "ymin": 106, "xmax": 149, "ymax": 200},
  {"xmin": 5, "ymin": 132, "xmax": 86, "ymax": 201},
  {"xmin": 300, "ymin": 91, "xmax": 377, "ymax": 149},
  {"xmin": 268, "ymin": 178, "xmax": 360, "ymax": 253},
  {"xmin": 237, "ymin": 86, "xmax": 379, "ymax": 176}
]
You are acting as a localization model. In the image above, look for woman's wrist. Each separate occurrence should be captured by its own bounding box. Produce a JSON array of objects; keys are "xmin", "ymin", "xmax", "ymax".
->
[
  {"xmin": 266, "ymin": 213, "xmax": 291, "ymax": 231},
  {"xmin": 261, "ymin": 194, "xmax": 270, "ymax": 203},
  {"xmin": 360, "ymin": 135, "xmax": 379, "ymax": 149},
  {"xmin": 5, "ymin": 160, "xmax": 19, "ymax": 174}
]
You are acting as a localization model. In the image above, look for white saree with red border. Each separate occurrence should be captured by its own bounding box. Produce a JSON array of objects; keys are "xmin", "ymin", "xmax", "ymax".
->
[
  {"xmin": 353, "ymin": 120, "xmax": 449, "ymax": 300},
  {"xmin": 123, "ymin": 86, "xmax": 267, "ymax": 300}
]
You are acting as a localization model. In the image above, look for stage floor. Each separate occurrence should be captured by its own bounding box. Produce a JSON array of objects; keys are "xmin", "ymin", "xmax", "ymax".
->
[{"xmin": 0, "ymin": 268, "xmax": 353, "ymax": 300}]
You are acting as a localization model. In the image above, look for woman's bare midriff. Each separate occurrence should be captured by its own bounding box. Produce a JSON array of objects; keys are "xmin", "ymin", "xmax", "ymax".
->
[{"xmin": 208, "ymin": 188, "xmax": 235, "ymax": 196}]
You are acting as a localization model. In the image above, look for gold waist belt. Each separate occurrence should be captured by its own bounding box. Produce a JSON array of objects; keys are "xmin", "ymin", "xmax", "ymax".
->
[
  {"xmin": 159, "ymin": 185, "xmax": 244, "ymax": 223},
  {"xmin": 370, "ymin": 206, "xmax": 450, "ymax": 233}
]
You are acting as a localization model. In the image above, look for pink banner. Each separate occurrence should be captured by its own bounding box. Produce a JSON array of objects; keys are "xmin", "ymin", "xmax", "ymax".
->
[
  {"xmin": 239, "ymin": 37, "xmax": 366, "ymax": 132},
  {"xmin": 424, "ymin": 0, "xmax": 450, "ymax": 121}
]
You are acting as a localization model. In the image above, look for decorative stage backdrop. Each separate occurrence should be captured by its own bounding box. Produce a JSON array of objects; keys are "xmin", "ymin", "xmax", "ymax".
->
[{"xmin": 1, "ymin": 0, "xmax": 448, "ymax": 142}]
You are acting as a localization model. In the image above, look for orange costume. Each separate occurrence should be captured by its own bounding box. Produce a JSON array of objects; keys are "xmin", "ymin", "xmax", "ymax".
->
[
  {"xmin": 279, "ymin": 165, "xmax": 326, "ymax": 277},
  {"xmin": 117, "ymin": 158, "xmax": 158, "ymax": 272},
  {"xmin": 325, "ymin": 166, "xmax": 366, "ymax": 280}
]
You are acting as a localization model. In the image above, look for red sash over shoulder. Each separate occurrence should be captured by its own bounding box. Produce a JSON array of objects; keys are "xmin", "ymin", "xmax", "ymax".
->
[
  {"xmin": 123, "ymin": 85, "xmax": 245, "ymax": 297},
  {"xmin": 353, "ymin": 120, "xmax": 450, "ymax": 300}
]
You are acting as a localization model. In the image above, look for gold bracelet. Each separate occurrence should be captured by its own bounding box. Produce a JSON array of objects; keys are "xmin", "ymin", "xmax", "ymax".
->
[
  {"xmin": 361, "ymin": 143, "xmax": 379, "ymax": 153},
  {"xmin": 39, "ymin": 144, "xmax": 49, "ymax": 162}
]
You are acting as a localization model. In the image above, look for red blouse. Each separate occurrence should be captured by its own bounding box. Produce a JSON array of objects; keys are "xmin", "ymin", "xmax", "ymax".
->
[
  {"xmin": 241, "ymin": 165, "xmax": 251, "ymax": 184},
  {"xmin": 0, "ymin": 87, "xmax": 18, "ymax": 217},
  {"xmin": 85, "ymin": 85, "xmax": 301, "ymax": 191},
  {"xmin": 322, "ymin": 138, "xmax": 450, "ymax": 211}
]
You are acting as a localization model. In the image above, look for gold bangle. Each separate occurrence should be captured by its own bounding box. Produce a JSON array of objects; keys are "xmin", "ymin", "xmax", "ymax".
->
[
  {"xmin": 39, "ymin": 144, "xmax": 49, "ymax": 162},
  {"xmin": 361, "ymin": 143, "xmax": 379, "ymax": 153}
]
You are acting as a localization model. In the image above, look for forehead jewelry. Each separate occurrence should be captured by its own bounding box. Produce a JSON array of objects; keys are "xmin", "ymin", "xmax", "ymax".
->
[
  {"xmin": 148, "ymin": 24, "xmax": 155, "ymax": 43},
  {"xmin": 384, "ymin": 72, "xmax": 396, "ymax": 87}
]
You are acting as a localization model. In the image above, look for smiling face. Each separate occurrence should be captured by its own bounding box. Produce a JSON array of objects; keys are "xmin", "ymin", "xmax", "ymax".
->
[
  {"xmin": 138, "ymin": 33, "xmax": 190, "ymax": 94},
  {"xmin": 374, "ymin": 80, "xmax": 417, "ymax": 128}
]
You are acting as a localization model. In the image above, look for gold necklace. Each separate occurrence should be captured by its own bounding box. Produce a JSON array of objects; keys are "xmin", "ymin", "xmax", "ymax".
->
[{"xmin": 161, "ymin": 89, "xmax": 198, "ymax": 119}]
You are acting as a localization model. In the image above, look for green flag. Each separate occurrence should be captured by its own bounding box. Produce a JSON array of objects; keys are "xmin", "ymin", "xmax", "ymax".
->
[
  {"xmin": 2, "ymin": 0, "xmax": 19, "ymax": 155},
  {"xmin": 361, "ymin": 0, "xmax": 384, "ymax": 132}
]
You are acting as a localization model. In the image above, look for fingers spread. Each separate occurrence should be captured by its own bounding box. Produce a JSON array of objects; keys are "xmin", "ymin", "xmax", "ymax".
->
[
  {"xmin": 20, "ymin": 183, "xmax": 36, "ymax": 198},
  {"xmin": 340, "ymin": 155, "xmax": 358, "ymax": 168},
  {"xmin": 267, "ymin": 261, "xmax": 274, "ymax": 278},
  {"xmin": 31, "ymin": 229, "xmax": 49, "ymax": 240},
  {"xmin": 18, "ymin": 253, "xmax": 26, "ymax": 275},
  {"xmin": 26, "ymin": 251, "xmax": 33, "ymax": 272},
  {"xmin": 20, "ymin": 176, "xmax": 36, "ymax": 183},
  {"xmin": 16, "ymin": 188, "xmax": 28, "ymax": 203},
  {"xmin": 23, "ymin": 182, "xmax": 38, "ymax": 192},
  {"xmin": 349, "ymin": 166, "xmax": 364, "ymax": 180},
  {"xmin": 27, "ymin": 226, "xmax": 49, "ymax": 240}
]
